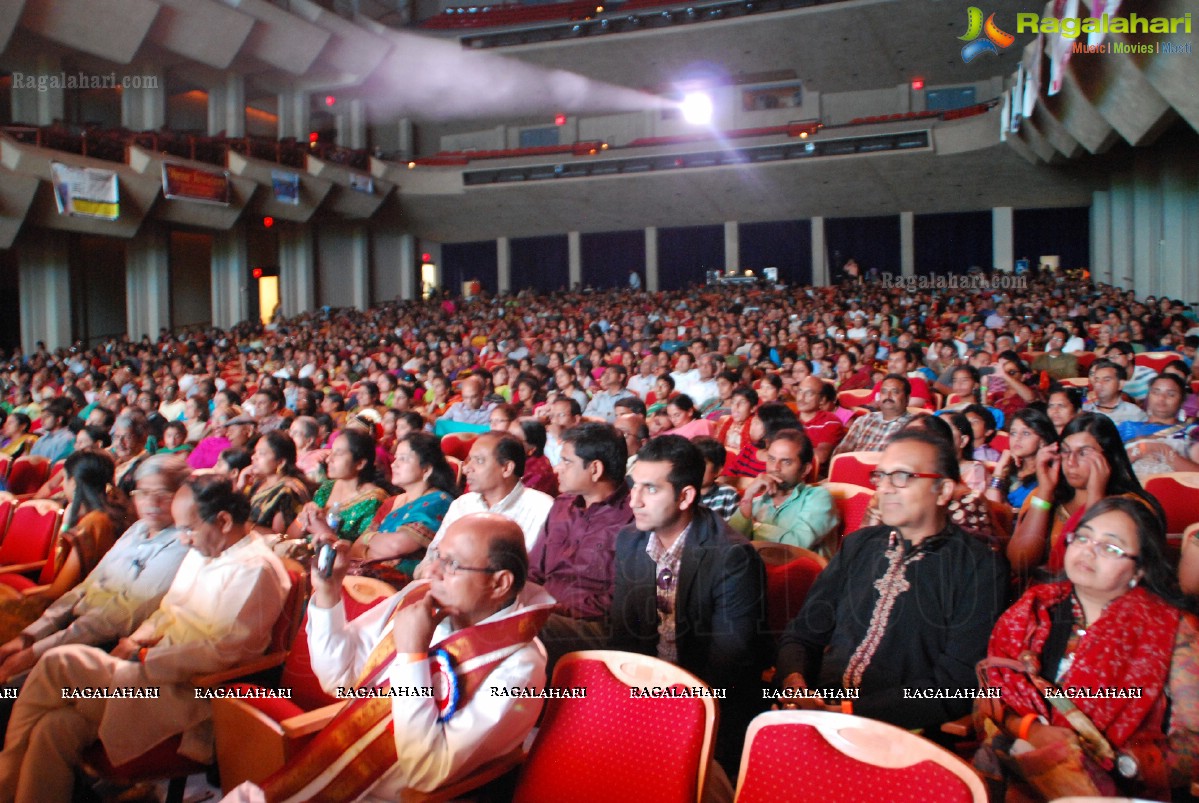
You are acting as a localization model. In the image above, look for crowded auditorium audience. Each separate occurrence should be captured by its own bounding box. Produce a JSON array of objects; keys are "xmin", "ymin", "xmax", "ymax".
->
[{"xmin": 0, "ymin": 272, "xmax": 1197, "ymax": 799}]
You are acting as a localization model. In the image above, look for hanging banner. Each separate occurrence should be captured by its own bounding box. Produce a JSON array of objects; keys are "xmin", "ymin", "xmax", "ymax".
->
[
  {"xmin": 1047, "ymin": 0, "xmax": 1079, "ymax": 96},
  {"xmin": 349, "ymin": 172, "xmax": 374, "ymax": 194},
  {"xmin": 162, "ymin": 162, "xmax": 232, "ymax": 205},
  {"xmin": 50, "ymin": 161, "xmax": 119, "ymax": 220},
  {"xmin": 272, "ymin": 170, "xmax": 300, "ymax": 205}
]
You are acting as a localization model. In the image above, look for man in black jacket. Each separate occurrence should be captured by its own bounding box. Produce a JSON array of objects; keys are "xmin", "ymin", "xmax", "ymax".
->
[
  {"xmin": 775, "ymin": 429, "xmax": 1009, "ymax": 734},
  {"xmin": 609, "ymin": 435, "xmax": 768, "ymax": 775}
]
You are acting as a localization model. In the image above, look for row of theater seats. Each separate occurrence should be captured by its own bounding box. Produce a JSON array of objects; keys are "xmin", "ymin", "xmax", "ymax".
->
[
  {"xmin": 202, "ymin": 570, "xmax": 989, "ymax": 803},
  {"xmin": 0, "ymin": 125, "xmax": 371, "ymax": 171}
]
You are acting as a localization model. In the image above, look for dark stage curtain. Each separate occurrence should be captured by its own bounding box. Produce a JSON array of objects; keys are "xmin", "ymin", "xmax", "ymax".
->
[
  {"xmin": 581, "ymin": 230, "xmax": 645, "ymax": 289},
  {"xmin": 738, "ymin": 220, "xmax": 812, "ymax": 285},
  {"xmin": 1014, "ymin": 207, "xmax": 1089, "ymax": 271},
  {"xmin": 914, "ymin": 211, "xmax": 992, "ymax": 276},
  {"xmin": 657, "ymin": 225, "xmax": 724, "ymax": 290},
  {"xmin": 825, "ymin": 216, "xmax": 900, "ymax": 282},
  {"xmin": 511, "ymin": 235, "xmax": 569, "ymax": 293},
  {"xmin": 442, "ymin": 241, "xmax": 498, "ymax": 295}
]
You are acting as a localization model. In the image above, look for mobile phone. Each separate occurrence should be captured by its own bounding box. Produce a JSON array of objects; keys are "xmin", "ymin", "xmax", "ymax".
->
[{"xmin": 317, "ymin": 543, "xmax": 336, "ymax": 579}]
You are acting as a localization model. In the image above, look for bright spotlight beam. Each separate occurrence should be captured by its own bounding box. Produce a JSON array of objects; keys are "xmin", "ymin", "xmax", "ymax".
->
[{"xmin": 680, "ymin": 91, "xmax": 713, "ymax": 125}]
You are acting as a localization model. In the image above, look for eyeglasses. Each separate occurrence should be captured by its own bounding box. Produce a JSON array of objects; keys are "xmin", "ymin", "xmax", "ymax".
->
[
  {"xmin": 1065, "ymin": 531, "xmax": 1139, "ymax": 562},
  {"xmin": 869, "ymin": 470, "xmax": 946, "ymax": 489},
  {"xmin": 428, "ymin": 547, "xmax": 498, "ymax": 576},
  {"xmin": 131, "ymin": 488, "xmax": 174, "ymax": 500},
  {"xmin": 1058, "ymin": 446, "xmax": 1097, "ymax": 462}
]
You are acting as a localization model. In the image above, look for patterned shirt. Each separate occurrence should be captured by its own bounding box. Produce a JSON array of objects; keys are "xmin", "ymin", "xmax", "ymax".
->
[
  {"xmin": 701, "ymin": 484, "xmax": 740, "ymax": 521},
  {"xmin": 832, "ymin": 412, "xmax": 915, "ymax": 456},
  {"xmin": 646, "ymin": 525, "xmax": 690, "ymax": 664}
]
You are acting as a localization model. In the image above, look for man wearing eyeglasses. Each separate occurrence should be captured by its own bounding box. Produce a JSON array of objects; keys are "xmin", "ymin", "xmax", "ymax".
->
[
  {"xmin": 610, "ymin": 435, "xmax": 767, "ymax": 778},
  {"xmin": 224, "ymin": 513, "xmax": 554, "ymax": 803},
  {"xmin": 776, "ymin": 429, "xmax": 1008, "ymax": 735}
]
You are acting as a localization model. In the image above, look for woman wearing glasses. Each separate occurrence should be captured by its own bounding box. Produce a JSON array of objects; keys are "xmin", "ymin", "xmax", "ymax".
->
[
  {"xmin": 1007, "ymin": 413, "xmax": 1163, "ymax": 575},
  {"xmin": 975, "ymin": 496, "xmax": 1198, "ymax": 801}
]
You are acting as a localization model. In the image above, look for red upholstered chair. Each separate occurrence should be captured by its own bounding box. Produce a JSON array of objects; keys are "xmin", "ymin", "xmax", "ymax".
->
[
  {"xmin": 0, "ymin": 499, "xmax": 63, "ymax": 584},
  {"xmin": 0, "ymin": 455, "xmax": 11, "ymax": 482},
  {"xmin": 824, "ymin": 482, "xmax": 874, "ymax": 543},
  {"xmin": 989, "ymin": 431, "xmax": 1010, "ymax": 454},
  {"xmin": 1144, "ymin": 473, "xmax": 1199, "ymax": 536},
  {"xmin": 826, "ymin": 452, "xmax": 881, "ymax": 489},
  {"xmin": 1059, "ymin": 377, "xmax": 1090, "ymax": 389},
  {"xmin": 440, "ymin": 432, "xmax": 478, "ymax": 461},
  {"xmin": 733, "ymin": 711, "xmax": 986, "ymax": 803},
  {"xmin": 80, "ymin": 559, "xmax": 308, "ymax": 803},
  {"xmin": 837, "ymin": 389, "xmax": 873, "ymax": 409},
  {"xmin": 513, "ymin": 650, "xmax": 716, "ymax": 803},
  {"xmin": 212, "ymin": 575, "xmax": 396, "ymax": 793},
  {"xmin": 1136, "ymin": 351, "xmax": 1182, "ymax": 373},
  {"xmin": 750, "ymin": 542, "xmax": 826, "ymax": 639},
  {"xmin": 1075, "ymin": 352, "xmax": 1097, "ymax": 372},
  {"xmin": 0, "ymin": 493, "xmax": 17, "ymax": 537},
  {"xmin": 7, "ymin": 455, "xmax": 49, "ymax": 496}
]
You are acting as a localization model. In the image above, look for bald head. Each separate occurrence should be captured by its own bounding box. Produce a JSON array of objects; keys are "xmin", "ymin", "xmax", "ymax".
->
[
  {"xmin": 435, "ymin": 513, "xmax": 527, "ymax": 619},
  {"xmin": 460, "ymin": 376, "xmax": 485, "ymax": 409}
]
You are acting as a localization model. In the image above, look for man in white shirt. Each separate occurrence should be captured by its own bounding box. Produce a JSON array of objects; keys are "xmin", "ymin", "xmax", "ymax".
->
[
  {"xmin": 422, "ymin": 433, "xmax": 554, "ymax": 563},
  {"xmin": 0, "ymin": 455, "xmax": 191, "ymax": 683},
  {"xmin": 670, "ymin": 353, "xmax": 700, "ymax": 399},
  {"xmin": 687, "ymin": 354, "xmax": 722, "ymax": 410},
  {"xmin": 225, "ymin": 513, "xmax": 554, "ymax": 803},
  {"xmin": 626, "ymin": 357, "xmax": 657, "ymax": 400},
  {"xmin": 0, "ymin": 476, "xmax": 290, "ymax": 803}
]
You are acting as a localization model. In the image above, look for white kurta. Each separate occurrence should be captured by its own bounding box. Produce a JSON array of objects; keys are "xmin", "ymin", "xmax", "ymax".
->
[{"xmin": 224, "ymin": 582, "xmax": 552, "ymax": 803}]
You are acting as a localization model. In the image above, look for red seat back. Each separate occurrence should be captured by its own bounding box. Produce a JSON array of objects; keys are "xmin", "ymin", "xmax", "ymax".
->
[
  {"xmin": 736, "ymin": 722, "xmax": 974, "ymax": 803},
  {"xmin": 440, "ymin": 433, "xmax": 477, "ymax": 461},
  {"xmin": 1145, "ymin": 474, "xmax": 1199, "ymax": 535},
  {"xmin": 515, "ymin": 655, "xmax": 710, "ymax": 803},
  {"xmin": 0, "ymin": 502, "xmax": 61, "ymax": 567},
  {"xmin": 7, "ymin": 456, "xmax": 49, "ymax": 495},
  {"xmin": 762, "ymin": 557, "xmax": 823, "ymax": 637},
  {"xmin": 827, "ymin": 453, "xmax": 880, "ymax": 490},
  {"xmin": 280, "ymin": 586, "xmax": 393, "ymax": 711}
]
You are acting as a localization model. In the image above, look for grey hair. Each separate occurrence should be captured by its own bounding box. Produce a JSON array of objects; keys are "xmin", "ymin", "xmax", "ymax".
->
[
  {"xmin": 133, "ymin": 453, "xmax": 190, "ymax": 491},
  {"xmin": 114, "ymin": 410, "xmax": 150, "ymax": 439}
]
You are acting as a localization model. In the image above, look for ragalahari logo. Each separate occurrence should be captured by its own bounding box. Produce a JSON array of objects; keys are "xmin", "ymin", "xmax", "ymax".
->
[{"xmin": 959, "ymin": 7, "xmax": 1015, "ymax": 62}]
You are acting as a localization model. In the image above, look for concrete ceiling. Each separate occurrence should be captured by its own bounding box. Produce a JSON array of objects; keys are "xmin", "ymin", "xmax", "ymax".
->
[
  {"xmin": 413, "ymin": 0, "xmax": 1036, "ymax": 98},
  {"xmin": 397, "ymin": 128, "xmax": 1114, "ymax": 242}
]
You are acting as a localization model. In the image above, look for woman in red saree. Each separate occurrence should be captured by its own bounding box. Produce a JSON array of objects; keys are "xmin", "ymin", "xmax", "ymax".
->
[{"xmin": 977, "ymin": 496, "xmax": 1199, "ymax": 801}]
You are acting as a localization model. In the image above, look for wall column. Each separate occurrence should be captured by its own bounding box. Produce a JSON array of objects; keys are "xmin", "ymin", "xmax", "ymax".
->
[
  {"xmin": 335, "ymin": 98, "xmax": 368, "ymax": 150},
  {"xmin": 1132, "ymin": 155, "xmax": 1162, "ymax": 299},
  {"xmin": 497, "ymin": 236, "xmax": 511, "ymax": 294},
  {"xmin": 18, "ymin": 230, "xmax": 72, "ymax": 353},
  {"xmin": 723, "ymin": 221, "xmax": 739, "ymax": 273},
  {"xmin": 398, "ymin": 234, "xmax": 417, "ymax": 300},
  {"xmin": 899, "ymin": 211, "xmax": 915, "ymax": 278},
  {"xmin": 10, "ymin": 53, "xmax": 64, "ymax": 126},
  {"xmin": 277, "ymin": 90, "xmax": 310, "ymax": 140},
  {"xmin": 992, "ymin": 206, "xmax": 1014, "ymax": 274},
  {"xmin": 567, "ymin": 231, "xmax": 582, "ymax": 290},
  {"xmin": 810, "ymin": 217, "xmax": 827, "ymax": 286},
  {"xmin": 1110, "ymin": 170, "xmax": 1134, "ymax": 290},
  {"xmin": 207, "ymin": 73, "xmax": 245, "ymax": 137},
  {"xmin": 1090, "ymin": 191, "xmax": 1112, "ymax": 286},
  {"xmin": 125, "ymin": 220, "xmax": 170, "ymax": 341},
  {"xmin": 1161, "ymin": 160, "xmax": 1198, "ymax": 305},
  {"xmin": 645, "ymin": 227, "xmax": 659, "ymax": 292},
  {"xmin": 278, "ymin": 223, "xmax": 315, "ymax": 317},
  {"xmin": 347, "ymin": 223, "xmax": 370, "ymax": 310},
  {"xmin": 211, "ymin": 223, "xmax": 248, "ymax": 329},
  {"xmin": 120, "ymin": 64, "xmax": 165, "ymax": 131}
]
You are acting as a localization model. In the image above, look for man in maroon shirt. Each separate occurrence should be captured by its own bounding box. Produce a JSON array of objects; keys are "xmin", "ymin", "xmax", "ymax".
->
[{"xmin": 528, "ymin": 422, "xmax": 633, "ymax": 673}]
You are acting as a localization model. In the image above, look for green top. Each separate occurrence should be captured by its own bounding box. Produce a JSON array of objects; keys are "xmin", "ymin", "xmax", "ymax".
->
[
  {"xmin": 313, "ymin": 480, "xmax": 387, "ymax": 542},
  {"xmin": 730, "ymin": 483, "xmax": 841, "ymax": 556}
]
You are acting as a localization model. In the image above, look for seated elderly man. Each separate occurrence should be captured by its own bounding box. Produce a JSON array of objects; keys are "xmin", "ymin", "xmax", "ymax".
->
[
  {"xmin": 775, "ymin": 429, "xmax": 1008, "ymax": 734},
  {"xmin": 225, "ymin": 513, "xmax": 554, "ymax": 803},
  {"xmin": 0, "ymin": 476, "xmax": 290, "ymax": 803},
  {"xmin": 438, "ymin": 376, "xmax": 494, "ymax": 426},
  {"xmin": 0, "ymin": 455, "xmax": 191, "ymax": 684}
]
